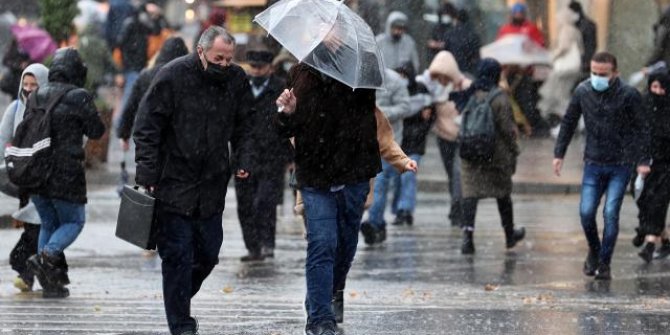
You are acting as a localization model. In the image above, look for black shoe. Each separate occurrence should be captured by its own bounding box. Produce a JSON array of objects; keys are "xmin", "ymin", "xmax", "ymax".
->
[
  {"xmin": 27, "ymin": 254, "xmax": 52, "ymax": 289},
  {"xmin": 594, "ymin": 263, "xmax": 611, "ymax": 280},
  {"xmin": 583, "ymin": 250, "xmax": 598, "ymax": 276},
  {"xmin": 405, "ymin": 213, "xmax": 413, "ymax": 226},
  {"xmin": 655, "ymin": 240, "xmax": 670, "ymax": 259},
  {"xmin": 261, "ymin": 246, "xmax": 275, "ymax": 258},
  {"xmin": 360, "ymin": 222, "xmax": 376, "ymax": 245},
  {"xmin": 505, "ymin": 227, "xmax": 526, "ymax": 249},
  {"xmin": 42, "ymin": 285, "xmax": 69, "ymax": 299},
  {"xmin": 638, "ymin": 243, "xmax": 655, "ymax": 263},
  {"xmin": 240, "ymin": 251, "xmax": 265, "ymax": 262},
  {"xmin": 461, "ymin": 230, "xmax": 475, "ymax": 255},
  {"xmin": 332, "ymin": 290, "xmax": 344, "ymax": 323},
  {"xmin": 41, "ymin": 252, "xmax": 69, "ymax": 286},
  {"xmin": 632, "ymin": 228, "xmax": 645, "ymax": 247},
  {"xmin": 375, "ymin": 225, "xmax": 387, "ymax": 243},
  {"xmin": 392, "ymin": 211, "xmax": 408, "ymax": 226},
  {"xmin": 305, "ymin": 320, "xmax": 340, "ymax": 335}
]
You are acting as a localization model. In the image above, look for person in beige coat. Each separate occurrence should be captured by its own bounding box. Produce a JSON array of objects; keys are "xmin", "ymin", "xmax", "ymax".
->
[
  {"xmin": 458, "ymin": 58, "xmax": 525, "ymax": 255},
  {"xmin": 425, "ymin": 51, "xmax": 472, "ymax": 227}
]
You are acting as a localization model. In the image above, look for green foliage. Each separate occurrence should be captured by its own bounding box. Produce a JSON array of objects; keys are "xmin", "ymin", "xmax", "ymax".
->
[{"xmin": 38, "ymin": 0, "xmax": 80, "ymax": 43}]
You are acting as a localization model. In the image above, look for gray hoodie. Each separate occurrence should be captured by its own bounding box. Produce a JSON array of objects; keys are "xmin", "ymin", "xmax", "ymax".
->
[
  {"xmin": 375, "ymin": 11, "xmax": 420, "ymax": 73},
  {"xmin": 0, "ymin": 63, "xmax": 50, "ymax": 158},
  {"xmin": 376, "ymin": 68, "xmax": 412, "ymax": 144}
]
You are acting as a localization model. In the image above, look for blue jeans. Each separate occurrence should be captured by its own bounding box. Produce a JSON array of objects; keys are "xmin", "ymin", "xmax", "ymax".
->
[
  {"xmin": 392, "ymin": 154, "xmax": 422, "ymax": 214},
  {"xmin": 31, "ymin": 196, "xmax": 85, "ymax": 257},
  {"xmin": 156, "ymin": 208, "xmax": 224, "ymax": 335},
  {"xmin": 302, "ymin": 182, "xmax": 369, "ymax": 325},
  {"xmin": 579, "ymin": 163, "xmax": 632, "ymax": 266},
  {"xmin": 367, "ymin": 160, "xmax": 397, "ymax": 228},
  {"xmin": 116, "ymin": 70, "xmax": 139, "ymax": 129}
]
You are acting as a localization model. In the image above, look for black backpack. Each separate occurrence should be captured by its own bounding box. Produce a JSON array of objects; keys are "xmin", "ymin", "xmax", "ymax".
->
[
  {"xmin": 5, "ymin": 88, "xmax": 71, "ymax": 190},
  {"xmin": 458, "ymin": 88, "xmax": 502, "ymax": 163}
]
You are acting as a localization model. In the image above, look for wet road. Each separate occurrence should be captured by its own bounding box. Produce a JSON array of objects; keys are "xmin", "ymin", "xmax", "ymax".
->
[{"xmin": 1, "ymin": 188, "xmax": 669, "ymax": 334}]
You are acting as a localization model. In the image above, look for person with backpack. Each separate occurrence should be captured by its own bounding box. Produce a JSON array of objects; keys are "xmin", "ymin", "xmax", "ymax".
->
[
  {"xmin": 9, "ymin": 47, "xmax": 105, "ymax": 298},
  {"xmin": 458, "ymin": 58, "xmax": 525, "ymax": 255},
  {"xmin": 0, "ymin": 63, "xmax": 48, "ymax": 292}
]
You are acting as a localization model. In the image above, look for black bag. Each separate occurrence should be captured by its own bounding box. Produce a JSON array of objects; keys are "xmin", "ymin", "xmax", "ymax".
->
[
  {"xmin": 458, "ymin": 89, "xmax": 502, "ymax": 163},
  {"xmin": 5, "ymin": 88, "xmax": 71, "ymax": 190},
  {"xmin": 116, "ymin": 185, "xmax": 158, "ymax": 250}
]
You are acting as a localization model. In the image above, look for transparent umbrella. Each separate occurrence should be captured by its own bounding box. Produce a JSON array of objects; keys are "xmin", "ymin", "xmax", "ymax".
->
[{"xmin": 254, "ymin": 0, "xmax": 385, "ymax": 89}]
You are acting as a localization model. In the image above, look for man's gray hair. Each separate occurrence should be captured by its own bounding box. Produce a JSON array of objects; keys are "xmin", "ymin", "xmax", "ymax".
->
[{"xmin": 197, "ymin": 26, "xmax": 236, "ymax": 51}]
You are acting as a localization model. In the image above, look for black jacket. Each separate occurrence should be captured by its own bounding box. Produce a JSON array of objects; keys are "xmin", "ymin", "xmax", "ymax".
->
[
  {"xmin": 117, "ymin": 38, "xmax": 189, "ymax": 140},
  {"xmin": 117, "ymin": 13, "xmax": 159, "ymax": 72},
  {"xmin": 645, "ymin": 93, "xmax": 670, "ymax": 164},
  {"xmin": 273, "ymin": 64, "xmax": 381, "ymax": 189},
  {"xmin": 576, "ymin": 16, "xmax": 597, "ymax": 73},
  {"xmin": 133, "ymin": 53, "xmax": 255, "ymax": 218},
  {"xmin": 401, "ymin": 83, "xmax": 434, "ymax": 155},
  {"xmin": 554, "ymin": 78, "xmax": 650, "ymax": 166},
  {"xmin": 33, "ymin": 48, "xmax": 106, "ymax": 203},
  {"xmin": 442, "ymin": 22, "xmax": 481, "ymax": 75},
  {"xmin": 245, "ymin": 75, "xmax": 293, "ymax": 177}
]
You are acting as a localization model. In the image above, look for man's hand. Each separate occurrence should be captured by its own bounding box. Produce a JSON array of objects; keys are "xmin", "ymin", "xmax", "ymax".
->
[
  {"xmin": 405, "ymin": 160, "xmax": 418, "ymax": 173},
  {"xmin": 236, "ymin": 169, "xmax": 250, "ymax": 179},
  {"xmin": 637, "ymin": 164, "xmax": 651, "ymax": 178},
  {"xmin": 120, "ymin": 139, "xmax": 130, "ymax": 151},
  {"xmin": 276, "ymin": 88, "xmax": 296, "ymax": 114},
  {"xmin": 553, "ymin": 158, "xmax": 563, "ymax": 177}
]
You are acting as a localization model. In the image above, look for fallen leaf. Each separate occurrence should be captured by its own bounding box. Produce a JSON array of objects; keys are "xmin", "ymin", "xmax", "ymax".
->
[
  {"xmin": 221, "ymin": 285, "xmax": 234, "ymax": 294},
  {"xmin": 484, "ymin": 284, "xmax": 499, "ymax": 291}
]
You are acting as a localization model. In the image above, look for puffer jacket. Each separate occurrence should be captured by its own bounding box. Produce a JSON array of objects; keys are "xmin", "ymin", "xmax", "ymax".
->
[{"xmin": 32, "ymin": 48, "xmax": 106, "ymax": 203}]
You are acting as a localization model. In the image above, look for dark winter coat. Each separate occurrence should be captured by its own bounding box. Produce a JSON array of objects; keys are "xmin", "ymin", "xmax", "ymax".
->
[
  {"xmin": 117, "ymin": 13, "xmax": 159, "ymax": 72},
  {"xmin": 117, "ymin": 37, "xmax": 189, "ymax": 140},
  {"xmin": 576, "ymin": 16, "xmax": 597, "ymax": 73},
  {"xmin": 442, "ymin": 22, "xmax": 481, "ymax": 75},
  {"xmin": 273, "ymin": 64, "xmax": 381, "ymax": 189},
  {"xmin": 32, "ymin": 48, "xmax": 106, "ymax": 203},
  {"xmin": 461, "ymin": 90, "xmax": 519, "ymax": 199},
  {"xmin": 245, "ymin": 75, "xmax": 293, "ymax": 177},
  {"xmin": 401, "ymin": 83, "xmax": 434, "ymax": 155},
  {"xmin": 133, "ymin": 53, "xmax": 256, "ymax": 218},
  {"xmin": 644, "ymin": 93, "xmax": 670, "ymax": 164},
  {"xmin": 554, "ymin": 78, "xmax": 650, "ymax": 166},
  {"xmin": 647, "ymin": 8, "xmax": 670, "ymax": 67}
]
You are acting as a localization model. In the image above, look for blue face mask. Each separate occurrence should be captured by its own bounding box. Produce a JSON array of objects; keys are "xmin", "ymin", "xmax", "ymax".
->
[{"xmin": 591, "ymin": 74, "xmax": 610, "ymax": 92}]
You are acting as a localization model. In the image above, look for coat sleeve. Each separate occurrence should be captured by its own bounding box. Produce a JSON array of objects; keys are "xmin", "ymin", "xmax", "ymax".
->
[
  {"xmin": 0, "ymin": 101, "xmax": 17, "ymax": 159},
  {"xmin": 629, "ymin": 90, "xmax": 651, "ymax": 165},
  {"xmin": 375, "ymin": 107, "xmax": 409, "ymax": 173},
  {"xmin": 133, "ymin": 75, "xmax": 173, "ymax": 186},
  {"xmin": 231, "ymin": 79, "xmax": 256, "ymax": 173},
  {"xmin": 75, "ymin": 89, "xmax": 106, "ymax": 140},
  {"xmin": 554, "ymin": 89, "xmax": 583, "ymax": 159},
  {"xmin": 117, "ymin": 71, "xmax": 149, "ymax": 140},
  {"xmin": 378, "ymin": 79, "xmax": 413, "ymax": 123}
]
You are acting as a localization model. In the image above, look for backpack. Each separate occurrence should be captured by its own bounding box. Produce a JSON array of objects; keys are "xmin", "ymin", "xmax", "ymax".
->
[
  {"xmin": 458, "ymin": 88, "xmax": 502, "ymax": 163},
  {"xmin": 5, "ymin": 88, "xmax": 72, "ymax": 190}
]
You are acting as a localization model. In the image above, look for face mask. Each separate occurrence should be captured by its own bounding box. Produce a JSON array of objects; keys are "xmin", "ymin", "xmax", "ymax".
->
[
  {"xmin": 512, "ymin": 18, "xmax": 525, "ymax": 26},
  {"xmin": 591, "ymin": 74, "xmax": 610, "ymax": 92},
  {"xmin": 20, "ymin": 88, "xmax": 32, "ymax": 100},
  {"xmin": 250, "ymin": 75, "xmax": 268, "ymax": 87},
  {"xmin": 391, "ymin": 34, "xmax": 402, "ymax": 42}
]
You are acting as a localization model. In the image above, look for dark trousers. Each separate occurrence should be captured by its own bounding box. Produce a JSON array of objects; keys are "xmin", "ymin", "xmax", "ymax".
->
[
  {"xmin": 9, "ymin": 222, "xmax": 40, "ymax": 281},
  {"xmin": 156, "ymin": 208, "xmax": 223, "ymax": 335},
  {"xmin": 638, "ymin": 164, "xmax": 670, "ymax": 236},
  {"xmin": 437, "ymin": 138, "xmax": 462, "ymax": 225},
  {"xmin": 462, "ymin": 195, "xmax": 514, "ymax": 233},
  {"xmin": 513, "ymin": 74, "xmax": 549, "ymax": 136},
  {"xmin": 234, "ymin": 174, "xmax": 283, "ymax": 253}
]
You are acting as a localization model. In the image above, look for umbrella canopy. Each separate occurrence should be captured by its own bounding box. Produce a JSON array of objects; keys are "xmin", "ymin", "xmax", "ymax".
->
[
  {"xmin": 10, "ymin": 24, "xmax": 57, "ymax": 63},
  {"xmin": 480, "ymin": 34, "xmax": 551, "ymax": 67},
  {"xmin": 254, "ymin": 0, "xmax": 385, "ymax": 89}
]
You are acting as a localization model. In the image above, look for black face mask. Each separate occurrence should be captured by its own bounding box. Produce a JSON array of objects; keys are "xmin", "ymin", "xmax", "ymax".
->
[
  {"xmin": 249, "ymin": 75, "xmax": 269, "ymax": 87},
  {"xmin": 512, "ymin": 18, "xmax": 525, "ymax": 26},
  {"xmin": 20, "ymin": 89, "xmax": 32, "ymax": 100},
  {"xmin": 391, "ymin": 34, "xmax": 402, "ymax": 42},
  {"xmin": 203, "ymin": 61, "xmax": 231, "ymax": 83}
]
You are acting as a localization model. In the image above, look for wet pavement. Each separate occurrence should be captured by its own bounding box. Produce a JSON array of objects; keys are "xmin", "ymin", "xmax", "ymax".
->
[{"xmin": 1, "ymin": 187, "xmax": 670, "ymax": 334}]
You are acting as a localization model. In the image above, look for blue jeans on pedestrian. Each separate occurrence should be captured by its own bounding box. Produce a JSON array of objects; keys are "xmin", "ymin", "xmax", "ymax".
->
[
  {"xmin": 115, "ymin": 70, "xmax": 139, "ymax": 129},
  {"xmin": 156, "ymin": 207, "xmax": 223, "ymax": 335},
  {"xmin": 31, "ymin": 195, "xmax": 85, "ymax": 257},
  {"xmin": 579, "ymin": 163, "xmax": 632, "ymax": 266},
  {"xmin": 392, "ymin": 153, "xmax": 422, "ymax": 214},
  {"xmin": 367, "ymin": 160, "xmax": 397, "ymax": 228},
  {"xmin": 301, "ymin": 181, "xmax": 369, "ymax": 326}
]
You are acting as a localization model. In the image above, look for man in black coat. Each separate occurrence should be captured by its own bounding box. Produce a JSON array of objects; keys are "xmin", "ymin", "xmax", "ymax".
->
[
  {"xmin": 235, "ymin": 48, "xmax": 293, "ymax": 262},
  {"xmin": 26, "ymin": 47, "xmax": 106, "ymax": 298},
  {"xmin": 133, "ymin": 26, "xmax": 255, "ymax": 335},
  {"xmin": 569, "ymin": 1, "xmax": 597, "ymax": 76}
]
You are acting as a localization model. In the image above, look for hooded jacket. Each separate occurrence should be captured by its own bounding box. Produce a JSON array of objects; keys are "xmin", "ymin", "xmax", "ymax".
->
[
  {"xmin": 375, "ymin": 11, "xmax": 420, "ymax": 73},
  {"xmin": 645, "ymin": 72, "xmax": 670, "ymax": 164},
  {"xmin": 375, "ymin": 68, "xmax": 412, "ymax": 144},
  {"xmin": 117, "ymin": 37, "xmax": 189, "ymax": 140},
  {"xmin": 0, "ymin": 64, "xmax": 49, "ymax": 159},
  {"xmin": 133, "ymin": 53, "xmax": 256, "ymax": 218},
  {"xmin": 554, "ymin": 77, "xmax": 650, "ymax": 166},
  {"xmin": 429, "ymin": 51, "xmax": 473, "ymax": 141},
  {"xmin": 32, "ymin": 48, "xmax": 106, "ymax": 203}
]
